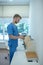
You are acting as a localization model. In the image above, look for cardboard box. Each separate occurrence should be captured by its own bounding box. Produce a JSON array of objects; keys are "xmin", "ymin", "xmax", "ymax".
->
[
  {"xmin": 25, "ymin": 52, "xmax": 38, "ymax": 62},
  {"xmin": 24, "ymin": 36, "xmax": 36, "ymax": 52},
  {"xmin": 24, "ymin": 36, "xmax": 31, "ymax": 44}
]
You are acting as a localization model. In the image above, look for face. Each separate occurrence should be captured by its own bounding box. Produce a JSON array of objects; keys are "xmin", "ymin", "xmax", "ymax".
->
[{"xmin": 13, "ymin": 17, "xmax": 21, "ymax": 24}]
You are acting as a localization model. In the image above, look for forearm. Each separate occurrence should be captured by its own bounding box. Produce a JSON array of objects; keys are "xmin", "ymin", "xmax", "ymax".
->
[
  {"xmin": 9, "ymin": 35, "xmax": 24, "ymax": 40},
  {"xmin": 9, "ymin": 35, "xmax": 19, "ymax": 39}
]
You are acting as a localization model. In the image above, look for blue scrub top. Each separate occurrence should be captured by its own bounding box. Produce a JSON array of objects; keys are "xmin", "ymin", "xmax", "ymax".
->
[{"xmin": 7, "ymin": 23, "xmax": 19, "ymax": 48}]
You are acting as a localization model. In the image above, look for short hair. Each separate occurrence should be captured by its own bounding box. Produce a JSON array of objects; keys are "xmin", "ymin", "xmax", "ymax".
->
[{"xmin": 13, "ymin": 14, "xmax": 22, "ymax": 19}]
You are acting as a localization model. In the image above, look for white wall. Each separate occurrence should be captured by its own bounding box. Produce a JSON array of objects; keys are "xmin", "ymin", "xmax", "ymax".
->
[
  {"xmin": 30, "ymin": 0, "xmax": 43, "ymax": 65},
  {"xmin": 0, "ymin": 6, "xmax": 3, "ymax": 16},
  {"xmin": 0, "ymin": 6, "xmax": 29, "ymax": 17}
]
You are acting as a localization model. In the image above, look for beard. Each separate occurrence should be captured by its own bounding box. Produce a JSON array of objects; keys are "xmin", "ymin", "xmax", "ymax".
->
[{"xmin": 15, "ymin": 21, "xmax": 18, "ymax": 24}]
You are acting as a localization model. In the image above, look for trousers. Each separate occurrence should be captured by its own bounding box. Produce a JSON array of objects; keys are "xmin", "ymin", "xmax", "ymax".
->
[{"xmin": 9, "ymin": 46, "xmax": 16, "ymax": 63}]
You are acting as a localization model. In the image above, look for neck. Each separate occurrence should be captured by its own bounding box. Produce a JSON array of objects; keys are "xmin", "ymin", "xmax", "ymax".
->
[
  {"xmin": 12, "ymin": 21, "xmax": 15, "ymax": 24},
  {"xmin": 12, "ymin": 19, "xmax": 16, "ymax": 24}
]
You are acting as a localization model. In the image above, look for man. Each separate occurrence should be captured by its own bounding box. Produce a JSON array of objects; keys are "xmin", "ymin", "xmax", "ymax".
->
[{"xmin": 7, "ymin": 14, "xmax": 24, "ymax": 63}]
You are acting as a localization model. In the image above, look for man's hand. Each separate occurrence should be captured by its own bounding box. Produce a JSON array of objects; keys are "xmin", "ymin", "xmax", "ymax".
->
[{"xmin": 18, "ymin": 36, "xmax": 25, "ymax": 39}]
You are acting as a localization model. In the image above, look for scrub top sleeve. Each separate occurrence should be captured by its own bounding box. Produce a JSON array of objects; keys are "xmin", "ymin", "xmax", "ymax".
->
[{"xmin": 7, "ymin": 25, "xmax": 13, "ymax": 35}]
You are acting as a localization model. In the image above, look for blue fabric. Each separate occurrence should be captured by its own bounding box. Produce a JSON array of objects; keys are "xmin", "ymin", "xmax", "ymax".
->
[
  {"xmin": 9, "ymin": 45, "xmax": 16, "ymax": 63},
  {"xmin": 7, "ymin": 23, "xmax": 19, "ymax": 63}
]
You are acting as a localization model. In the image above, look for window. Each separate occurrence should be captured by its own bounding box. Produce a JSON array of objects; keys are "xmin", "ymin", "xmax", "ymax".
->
[
  {"xmin": 16, "ymin": 18, "xmax": 29, "ymax": 35},
  {"xmin": 0, "ymin": 18, "xmax": 3, "ymax": 40},
  {"xmin": 0, "ymin": 18, "xmax": 29, "ymax": 41}
]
